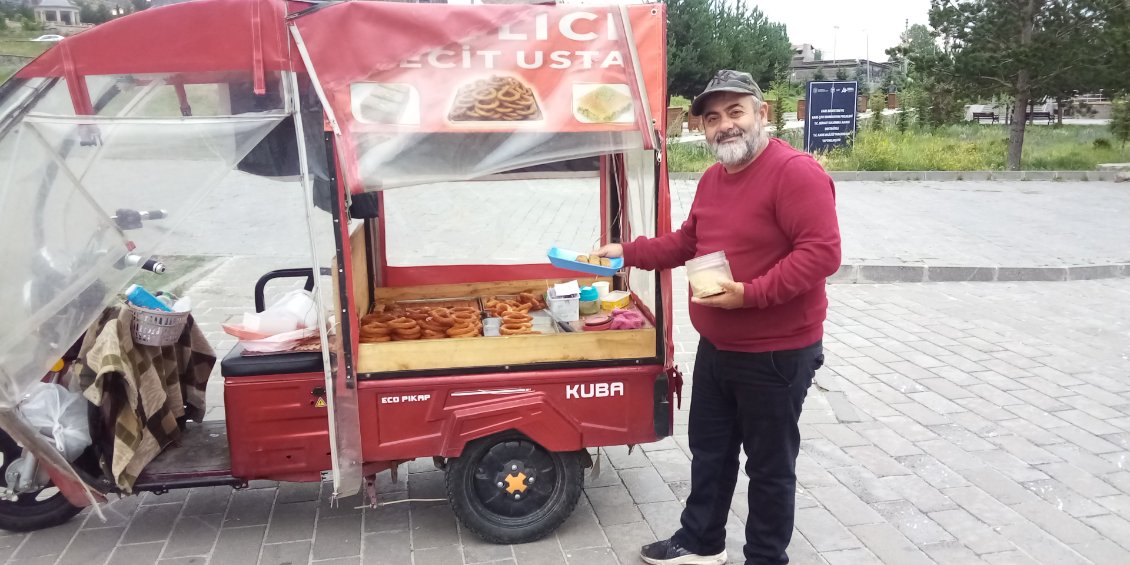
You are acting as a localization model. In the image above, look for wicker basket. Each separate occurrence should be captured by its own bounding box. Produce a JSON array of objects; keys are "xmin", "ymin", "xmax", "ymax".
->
[{"xmin": 129, "ymin": 303, "xmax": 189, "ymax": 347}]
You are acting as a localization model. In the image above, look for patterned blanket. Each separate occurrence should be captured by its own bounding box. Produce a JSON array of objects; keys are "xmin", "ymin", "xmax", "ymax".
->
[{"xmin": 75, "ymin": 305, "xmax": 213, "ymax": 492}]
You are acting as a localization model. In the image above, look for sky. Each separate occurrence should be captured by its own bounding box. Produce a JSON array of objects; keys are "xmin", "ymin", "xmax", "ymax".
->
[
  {"xmin": 455, "ymin": 0, "xmax": 933, "ymax": 63},
  {"xmin": 594, "ymin": 0, "xmax": 935, "ymax": 62},
  {"xmin": 729, "ymin": 0, "xmax": 934, "ymax": 62}
]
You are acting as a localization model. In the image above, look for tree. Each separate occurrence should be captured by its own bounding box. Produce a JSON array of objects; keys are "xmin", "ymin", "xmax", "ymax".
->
[
  {"xmin": 767, "ymin": 74, "xmax": 790, "ymax": 137},
  {"xmin": 896, "ymin": 100, "xmax": 911, "ymax": 132},
  {"xmin": 713, "ymin": 1, "xmax": 793, "ymax": 86},
  {"xmin": 813, "ymin": 67, "xmax": 827, "ymax": 82},
  {"xmin": 886, "ymin": 24, "xmax": 938, "ymax": 77},
  {"xmin": 927, "ymin": 0, "xmax": 1130, "ymax": 169},
  {"xmin": 869, "ymin": 88, "xmax": 886, "ymax": 131},
  {"xmin": 666, "ymin": 0, "xmax": 723, "ymax": 101},
  {"xmin": 75, "ymin": 1, "xmax": 113, "ymax": 24},
  {"xmin": 666, "ymin": 0, "xmax": 792, "ymax": 100},
  {"xmin": 1111, "ymin": 97, "xmax": 1130, "ymax": 148},
  {"xmin": 835, "ymin": 67, "xmax": 849, "ymax": 81}
]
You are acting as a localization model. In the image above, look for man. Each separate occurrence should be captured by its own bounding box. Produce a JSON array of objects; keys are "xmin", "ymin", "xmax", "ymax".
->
[{"xmin": 593, "ymin": 70, "xmax": 841, "ymax": 565}]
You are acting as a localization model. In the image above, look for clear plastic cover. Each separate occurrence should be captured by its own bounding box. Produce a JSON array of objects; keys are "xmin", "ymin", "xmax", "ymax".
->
[
  {"xmin": 624, "ymin": 148, "xmax": 657, "ymax": 316},
  {"xmin": 383, "ymin": 174, "xmax": 601, "ymax": 267},
  {"xmin": 0, "ymin": 74, "xmax": 287, "ymax": 408}
]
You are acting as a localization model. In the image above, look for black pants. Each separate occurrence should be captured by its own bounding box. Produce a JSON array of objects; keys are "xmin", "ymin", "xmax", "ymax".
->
[{"xmin": 672, "ymin": 339, "xmax": 823, "ymax": 565}]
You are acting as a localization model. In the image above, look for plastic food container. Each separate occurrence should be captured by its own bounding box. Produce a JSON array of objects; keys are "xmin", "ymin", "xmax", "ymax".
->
[
  {"xmin": 546, "ymin": 288, "xmax": 580, "ymax": 322},
  {"xmin": 600, "ymin": 290, "xmax": 631, "ymax": 311},
  {"xmin": 546, "ymin": 247, "xmax": 623, "ymax": 277},
  {"xmin": 579, "ymin": 286, "xmax": 600, "ymax": 315},
  {"xmin": 685, "ymin": 251, "xmax": 734, "ymax": 298},
  {"xmin": 593, "ymin": 281, "xmax": 610, "ymax": 299}
]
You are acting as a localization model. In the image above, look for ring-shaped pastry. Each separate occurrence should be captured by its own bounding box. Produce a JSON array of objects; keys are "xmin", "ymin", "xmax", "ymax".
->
[
  {"xmin": 503, "ymin": 313, "xmax": 533, "ymax": 324},
  {"xmin": 500, "ymin": 323, "xmax": 533, "ymax": 335}
]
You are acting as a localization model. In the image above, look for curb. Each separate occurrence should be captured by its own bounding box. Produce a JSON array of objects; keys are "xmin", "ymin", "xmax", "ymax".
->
[
  {"xmin": 828, "ymin": 263, "xmax": 1128, "ymax": 284},
  {"xmin": 669, "ymin": 171, "xmax": 1121, "ymax": 182}
]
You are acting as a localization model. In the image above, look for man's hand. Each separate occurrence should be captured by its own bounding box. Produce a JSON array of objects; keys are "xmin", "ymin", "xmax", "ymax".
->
[
  {"xmin": 692, "ymin": 281, "xmax": 745, "ymax": 309},
  {"xmin": 592, "ymin": 244, "xmax": 624, "ymax": 258}
]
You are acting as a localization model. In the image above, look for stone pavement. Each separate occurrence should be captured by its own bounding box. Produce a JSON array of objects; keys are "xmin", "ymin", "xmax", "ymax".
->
[
  {"xmin": 3, "ymin": 175, "xmax": 1130, "ymax": 564},
  {"xmin": 3, "ymin": 279, "xmax": 1129, "ymax": 565}
]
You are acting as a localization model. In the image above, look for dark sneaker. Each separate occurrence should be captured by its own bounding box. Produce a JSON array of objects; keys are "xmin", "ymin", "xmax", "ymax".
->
[{"xmin": 640, "ymin": 538, "xmax": 726, "ymax": 565}]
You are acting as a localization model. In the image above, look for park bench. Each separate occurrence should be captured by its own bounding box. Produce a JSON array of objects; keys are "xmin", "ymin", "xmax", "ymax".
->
[
  {"xmin": 1026, "ymin": 111, "xmax": 1053, "ymax": 124},
  {"xmin": 972, "ymin": 112, "xmax": 999, "ymax": 124}
]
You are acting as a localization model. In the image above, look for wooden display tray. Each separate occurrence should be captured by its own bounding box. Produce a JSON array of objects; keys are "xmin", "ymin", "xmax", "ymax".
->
[{"xmin": 356, "ymin": 278, "xmax": 655, "ymax": 373}]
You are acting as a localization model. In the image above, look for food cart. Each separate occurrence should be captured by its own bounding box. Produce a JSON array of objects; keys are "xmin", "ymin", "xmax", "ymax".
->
[{"xmin": 0, "ymin": 0, "xmax": 680, "ymax": 541}]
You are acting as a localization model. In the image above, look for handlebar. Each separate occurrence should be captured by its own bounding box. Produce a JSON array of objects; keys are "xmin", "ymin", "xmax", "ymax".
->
[
  {"xmin": 123, "ymin": 254, "xmax": 166, "ymax": 274},
  {"xmin": 113, "ymin": 208, "xmax": 168, "ymax": 230}
]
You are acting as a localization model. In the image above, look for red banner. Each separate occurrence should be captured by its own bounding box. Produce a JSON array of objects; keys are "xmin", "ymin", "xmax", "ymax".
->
[{"xmin": 293, "ymin": 3, "xmax": 665, "ymax": 134}]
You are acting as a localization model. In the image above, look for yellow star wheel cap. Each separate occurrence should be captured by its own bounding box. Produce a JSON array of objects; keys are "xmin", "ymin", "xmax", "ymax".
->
[{"xmin": 504, "ymin": 472, "xmax": 528, "ymax": 494}]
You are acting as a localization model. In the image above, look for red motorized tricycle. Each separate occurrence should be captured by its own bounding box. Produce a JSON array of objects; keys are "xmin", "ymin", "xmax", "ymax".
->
[{"xmin": 0, "ymin": 0, "xmax": 679, "ymax": 542}]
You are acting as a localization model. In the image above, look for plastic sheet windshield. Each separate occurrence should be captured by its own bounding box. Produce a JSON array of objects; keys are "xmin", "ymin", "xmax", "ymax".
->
[
  {"xmin": 291, "ymin": 1, "xmax": 664, "ymax": 191},
  {"xmin": 0, "ymin": 73, "xmax": 288, "ymax": 408}
]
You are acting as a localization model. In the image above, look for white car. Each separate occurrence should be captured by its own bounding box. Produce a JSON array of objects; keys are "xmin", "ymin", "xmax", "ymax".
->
[{"xmin": 31, "ymin": 35, "xmax": 64, "ymax": 42}]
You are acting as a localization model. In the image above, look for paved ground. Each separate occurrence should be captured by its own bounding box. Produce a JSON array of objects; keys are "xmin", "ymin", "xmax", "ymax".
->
[
  {"xmin": 157, "ymin": 172, "xmax": 1130, "ymax": 272},
  {"xmin": 3, "ymin": 279, "xmax": 1129, "ymax": 565},
  {"xmin": 3, "ymin": 175, "xmax": 1130, "ymax": 564}
]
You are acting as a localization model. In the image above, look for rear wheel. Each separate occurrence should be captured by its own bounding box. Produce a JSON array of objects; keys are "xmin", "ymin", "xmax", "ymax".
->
[
  {"xmin": 0, "ymin": 431, "xmax": 81, "ymax": 532},
  {"xmin": 445, "ymin": 432, "xmax": 584, "ymax": 544}
]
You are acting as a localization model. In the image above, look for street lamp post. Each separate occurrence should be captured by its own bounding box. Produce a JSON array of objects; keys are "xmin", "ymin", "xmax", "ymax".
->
[
  {"xmin": 833, "ymin": 25, "xmax": 839, "ymax": 63},
  {"xmin": 864, "ymin": 29, "xmax": 870, "ymax": 89}
]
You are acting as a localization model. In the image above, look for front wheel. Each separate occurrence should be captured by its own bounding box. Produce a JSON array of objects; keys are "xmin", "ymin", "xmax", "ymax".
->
[
  {"xmin": 0, "ymin": 431, "xmax": 82, "ymax": 532},
  {"xmin": 445, "ymin": 432, "xmax": 584, "ymax": 544}
]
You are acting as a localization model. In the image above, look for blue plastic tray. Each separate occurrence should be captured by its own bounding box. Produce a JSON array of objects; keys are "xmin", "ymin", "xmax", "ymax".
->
[{"xmin": 547, "ymin": 247, "xmax": 623, "ymax": 277}]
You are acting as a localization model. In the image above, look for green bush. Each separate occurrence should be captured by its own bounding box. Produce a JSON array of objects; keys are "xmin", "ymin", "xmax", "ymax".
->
[
  {"xmin": 1111, "ymin": 98, "xmax": 1130, "ymax": 148},
  {"xmin": 665, "ymin": 124, "xmax": 1130, "ymax": 173}
]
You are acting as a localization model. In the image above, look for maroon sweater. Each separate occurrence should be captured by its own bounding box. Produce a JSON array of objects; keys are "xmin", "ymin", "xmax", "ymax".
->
[{"xmin": 624, "ymin": 138, "xmax": 841, "ymax": 352}]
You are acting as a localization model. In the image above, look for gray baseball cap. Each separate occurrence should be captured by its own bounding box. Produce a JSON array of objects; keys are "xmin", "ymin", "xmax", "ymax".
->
[{"xmin": 689, "ymin": 70, "xmax": 765, "ymax": 116}]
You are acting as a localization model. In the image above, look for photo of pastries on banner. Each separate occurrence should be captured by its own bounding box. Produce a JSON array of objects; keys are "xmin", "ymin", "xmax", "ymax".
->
[
  {"xmin": 352, "ymin": 82, "xmax": 419, "ymax": 125},
  {"xmin": 448, "ymin": 75, "xmax": 542, "ymax": 122},
  {"xmin": 573, "ymin": 84, "xmax": 634, "ymax": 124}
]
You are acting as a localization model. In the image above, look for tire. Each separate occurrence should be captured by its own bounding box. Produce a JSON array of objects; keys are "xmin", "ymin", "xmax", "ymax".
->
[
  {"xmin": 0, "ymin": 431, "xmax": 82, "ymax": 532},
  {"xmin": 445, "ymin": 432, "xmax": 584, "ymax": 544}
]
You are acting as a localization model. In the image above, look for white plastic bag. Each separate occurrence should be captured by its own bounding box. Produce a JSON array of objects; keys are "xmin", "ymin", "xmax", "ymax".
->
[
  {"xmin": 17, "ymin": 383, "xmax": 92, "ymax": 462},
  {"xmin": 223, "ymin": 289, "xmax": 320, "ymax": 343},
  {"xmin": 269, "ymin": 289, "xmax": 319, "ymax": 329}
]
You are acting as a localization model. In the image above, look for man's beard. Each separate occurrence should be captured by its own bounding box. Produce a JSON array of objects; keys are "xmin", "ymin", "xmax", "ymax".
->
[{"xmin": 707, "ymin": 122, "xmax": 769, "ymax": 167}]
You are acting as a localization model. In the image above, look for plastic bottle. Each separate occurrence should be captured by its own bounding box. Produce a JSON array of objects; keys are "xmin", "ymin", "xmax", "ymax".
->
[{"xmin": 125, "ymin": 284, "xmax": 172, "ymax": 312}]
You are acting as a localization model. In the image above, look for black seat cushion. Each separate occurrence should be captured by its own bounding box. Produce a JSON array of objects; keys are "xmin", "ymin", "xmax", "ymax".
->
[{"xmin": 221, "ymin": 344, "xmax": 324, "ymax": 378}]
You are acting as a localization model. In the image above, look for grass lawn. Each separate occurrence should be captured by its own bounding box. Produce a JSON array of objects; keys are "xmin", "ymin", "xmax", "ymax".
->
[
  {"xmin": 0, "ymin": 31, "xmax": 49, "ymax": 83},
  {"xmin": 667, "ymin": 124, "xmax": 1130, "ymax": 172},
  {"xmin": 0, "ymin": 33, "xmax": 50, "ymax": 58}
]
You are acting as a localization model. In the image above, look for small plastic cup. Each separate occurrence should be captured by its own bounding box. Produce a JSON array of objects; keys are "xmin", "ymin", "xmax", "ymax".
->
[
  {"xmin": 592, "ymin": 281, "xmax": 610, "ymax": 299},
  {"xmin": 483, "ymin": 317, "xmax": 502, "ymax": 337},
  {"xmin": 685, "ymin": 251, "xmax": 734, "ymax": 299}
]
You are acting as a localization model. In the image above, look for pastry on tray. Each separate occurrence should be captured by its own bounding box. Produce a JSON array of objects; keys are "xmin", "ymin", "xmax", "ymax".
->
[
  {"xmin": 449, "ymin": 76, "xmax": 541, "ymax": 122},
  {"xmin": 575, "ymin": 85, "xmax": 633, "ymax": 123}
]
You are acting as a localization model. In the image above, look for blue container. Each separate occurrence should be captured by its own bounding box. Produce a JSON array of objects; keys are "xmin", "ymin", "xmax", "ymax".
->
[
  {"xmin": 580, "ymin": 286, "xmax": 599, "ymax": 301},
  {"xmin": 546, "ymin": 247, "xmax": 623, "ymax": 277},
  {"xmin": 125, "ymin": 284, "xmax": 172, "ymax": 312}
]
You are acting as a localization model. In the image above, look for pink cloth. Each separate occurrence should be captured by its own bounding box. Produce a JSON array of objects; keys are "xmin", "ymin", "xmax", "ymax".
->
[{"xmin": 610, "ymin": 309, "xmax": 645, "ymax": 330}]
